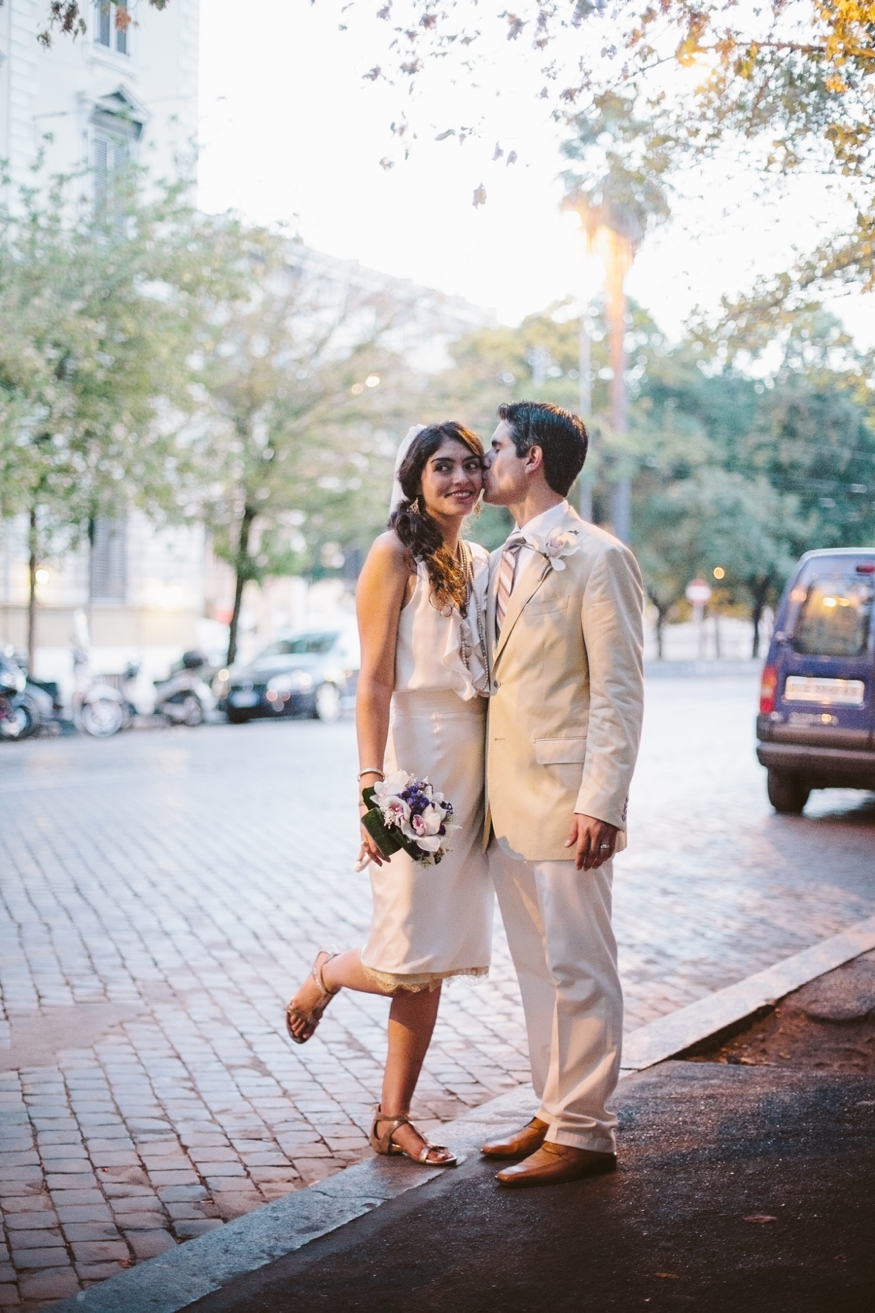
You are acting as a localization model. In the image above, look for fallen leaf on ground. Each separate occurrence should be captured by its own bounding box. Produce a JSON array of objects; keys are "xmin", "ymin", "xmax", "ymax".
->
[
  {"xmin": 743, "ymin": 1214, "xmax": 777, "ymax": 1223},
  {"xmin": 654, "ymin": 1272, "xmax": 680, "ymax": 1279}
]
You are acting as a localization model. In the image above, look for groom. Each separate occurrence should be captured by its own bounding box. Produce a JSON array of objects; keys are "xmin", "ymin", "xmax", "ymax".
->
[{"xmin": 481, "ymin": 400, "xmax": 644, "ymax": 1187}]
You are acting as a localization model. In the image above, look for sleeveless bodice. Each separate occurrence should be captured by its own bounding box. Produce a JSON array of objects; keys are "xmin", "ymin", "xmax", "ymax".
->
[
  {"xmin": 394, "ymin": 543, "xmax": 489, "ymax": 701},
  {"xmin": 362, "ymin": 539, "xmax": 492, "ymax": 989}
]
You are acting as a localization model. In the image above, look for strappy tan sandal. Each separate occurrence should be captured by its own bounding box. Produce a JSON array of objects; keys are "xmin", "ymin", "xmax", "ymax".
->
[
  {"xmin": 285, "ymin": 950, "xmax": 339, "ymax": 1045},
  {"xmin": 369, "ymin": 1104, "xmax": 457, "ymax": 1167}
]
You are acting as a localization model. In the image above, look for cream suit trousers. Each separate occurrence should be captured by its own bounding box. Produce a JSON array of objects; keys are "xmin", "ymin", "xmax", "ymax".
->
[{"xmin": 490, "ymin": 843, "xmax": 622, "ymax": 1154}]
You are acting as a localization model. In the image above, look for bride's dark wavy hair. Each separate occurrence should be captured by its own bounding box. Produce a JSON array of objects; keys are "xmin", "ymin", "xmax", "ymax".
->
[{"xmin": 389, "ymin": 421, "xmax": 484, "ymax": 613}]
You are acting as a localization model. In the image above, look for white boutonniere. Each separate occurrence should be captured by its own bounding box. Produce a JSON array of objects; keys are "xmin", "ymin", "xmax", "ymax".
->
[{"xmin": 530, "ymin": 528, "xmax": 581, "ymax": 572}]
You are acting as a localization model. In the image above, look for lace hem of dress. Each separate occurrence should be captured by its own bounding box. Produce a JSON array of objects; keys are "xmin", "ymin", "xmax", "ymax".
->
[{"xmin": 361, "ymin": 963, "xmax": 489, "ymax": 993}]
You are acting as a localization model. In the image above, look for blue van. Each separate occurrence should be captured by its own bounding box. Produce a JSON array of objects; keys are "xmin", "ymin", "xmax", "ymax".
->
[{"xmin": 757, "ymin": 547, "xmax": 875, "ymax": 813}]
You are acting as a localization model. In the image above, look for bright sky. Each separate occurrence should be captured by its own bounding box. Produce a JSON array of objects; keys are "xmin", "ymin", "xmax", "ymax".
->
[{"xmin": 197, "ymin": 0, "xmax": 873, "ymax": 347}]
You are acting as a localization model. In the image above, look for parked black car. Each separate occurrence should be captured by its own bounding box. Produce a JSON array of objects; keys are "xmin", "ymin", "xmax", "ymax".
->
[
  {"xmin": 757, "ymin": 547, "xmax": 875, "ymax": 813},
  {"xmin": 216, "ymin": 629, "xmax": 360, "ymax": 724}
]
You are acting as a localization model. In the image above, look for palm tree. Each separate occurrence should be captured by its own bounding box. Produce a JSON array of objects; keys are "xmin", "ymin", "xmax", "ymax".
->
[{"xmin": 561, "ymin": 92, "xmax": 672, "ymax": 541}]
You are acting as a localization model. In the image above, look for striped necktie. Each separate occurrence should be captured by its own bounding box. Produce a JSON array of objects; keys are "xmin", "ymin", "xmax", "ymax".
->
[{"xmin": 495, "ymin": 534, "xmax": 527, "ymax": 639}]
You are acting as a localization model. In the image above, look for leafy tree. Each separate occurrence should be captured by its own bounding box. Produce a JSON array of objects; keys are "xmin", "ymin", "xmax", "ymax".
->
[
  {"xmin": 46, "ymin": 3, "xmax": 875, "ymax": 309},
  {"xmin": 730, "ymin": 312, "xmax": 875, "ymax": 554},
  {"xmin": 0, "ymin": 164, "xmax": 221, "ymax": 667},
  {"xmin": 435, "ymin": 298, "xmax": 691, "ymax": 539},
  {"xmin": 195, "ymin": 231, "xmax": 423, "ymax": 665},
  {"xmin": 633, "ymin": 466, "xmax": 800, "ymax": 657},
  {"xmin": 434, "ymin": 298, "xmax": 864, "ymax": 655}
]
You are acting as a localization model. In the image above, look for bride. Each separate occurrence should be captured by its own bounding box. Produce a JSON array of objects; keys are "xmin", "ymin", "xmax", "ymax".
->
[{"xmin": 285, "ymin": 421, "xmax": 493, "ymax": 1168}]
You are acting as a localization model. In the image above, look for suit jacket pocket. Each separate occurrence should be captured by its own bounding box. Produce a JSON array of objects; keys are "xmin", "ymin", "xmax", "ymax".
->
[
  {"xmin": 526, "ymin": 594, "xmax": 570, "ymax": 616},
  {"xmin": 534, "ymin": 736, "xmax": 587, "ymax": 765}
]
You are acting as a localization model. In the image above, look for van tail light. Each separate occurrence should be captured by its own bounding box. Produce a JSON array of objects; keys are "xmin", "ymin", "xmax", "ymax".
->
[
  {"xmin": 760, "ymin": 665, "xmax": 778, "ymax": 714},
  {"xmin": 856, "ymin": 563, "xmax": 875, "ymax": 574}
]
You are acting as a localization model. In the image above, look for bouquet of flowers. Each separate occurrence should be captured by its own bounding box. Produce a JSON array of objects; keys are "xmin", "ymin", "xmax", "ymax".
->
[{"xmin": 360, "ymin": 770, "xmax": 457, "ymax": 866}]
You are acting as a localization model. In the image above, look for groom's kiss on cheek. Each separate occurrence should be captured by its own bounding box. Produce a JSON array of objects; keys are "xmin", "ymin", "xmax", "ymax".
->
[{"xmin": 482, "ymin": 420, "xmax": 532, "ymax": 507}]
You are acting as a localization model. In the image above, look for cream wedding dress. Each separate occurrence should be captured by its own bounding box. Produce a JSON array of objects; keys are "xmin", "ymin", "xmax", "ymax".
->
[{"xmin": 360, "ymin": 544, "xmax": 493, "ymax": 991}]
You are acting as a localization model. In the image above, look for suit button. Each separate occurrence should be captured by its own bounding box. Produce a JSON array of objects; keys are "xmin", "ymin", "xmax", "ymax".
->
[{"xmin": 492, "ymin": 679, "xmax": 499, "ymax": 691}]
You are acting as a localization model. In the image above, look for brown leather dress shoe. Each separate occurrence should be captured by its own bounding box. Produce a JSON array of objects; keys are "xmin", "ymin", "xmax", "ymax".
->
[
  {"xmin": 496, "ymin": 1142, "xmax": 617, "ymax": 1188},
  {"xmin": 480, "ymin": 1116, "xmax": 549, "ymax": 1160}
]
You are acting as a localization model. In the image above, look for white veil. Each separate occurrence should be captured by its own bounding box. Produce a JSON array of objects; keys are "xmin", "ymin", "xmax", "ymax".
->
[{"xmin": 389, "ymin": 424, "xmax": 426, "ymax": 512}]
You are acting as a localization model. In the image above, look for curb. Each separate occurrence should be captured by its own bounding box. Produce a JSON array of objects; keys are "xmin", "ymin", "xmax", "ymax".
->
[
  {"xmin": 52, "ymin": 914, "xmax": 875, "ymax": 1313},
  {"xmin": 620, "ymin": 913, "xmax": 875, "ymax": 1072},
  {"xmin": 53, "ymin": 1090, "xmax": 532, "ymax": 1313}
]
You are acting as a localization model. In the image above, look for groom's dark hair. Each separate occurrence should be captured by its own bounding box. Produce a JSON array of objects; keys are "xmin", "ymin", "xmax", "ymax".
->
[{"xmin": 498, "ymin": 400, "xmax": 587, "ymax": 497}]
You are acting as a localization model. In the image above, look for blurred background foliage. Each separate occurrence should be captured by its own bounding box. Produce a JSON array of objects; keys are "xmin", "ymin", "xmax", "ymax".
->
[
  {"xmin": 438, "ymin": 298, "xmax": 875, "ymax": 655},
  {"xmin": 2, "ymin": 158, "xmax": 874, "ymax": 663}
]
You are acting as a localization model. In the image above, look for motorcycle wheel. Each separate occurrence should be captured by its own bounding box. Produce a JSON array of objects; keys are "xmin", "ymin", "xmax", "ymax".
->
[
  {"xmin": 314, "ymin": 682, "xmax": 342, "ymax": 723},
  {"xmin": 80, "ymin": 696, "xmax": 125, "ymax": 737},
  {"xmin": 0, "ymin": 704, "xmax": 33, "ymax": 741},
  {"xmin": 182, "ymin": 695, "xmax": 205, "ymax": 727}
]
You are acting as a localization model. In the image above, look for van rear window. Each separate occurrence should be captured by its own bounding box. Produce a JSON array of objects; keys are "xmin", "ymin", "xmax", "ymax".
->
[{"xmin": 793, "ymin": 577, "xmax": 874, "ymax": 657}]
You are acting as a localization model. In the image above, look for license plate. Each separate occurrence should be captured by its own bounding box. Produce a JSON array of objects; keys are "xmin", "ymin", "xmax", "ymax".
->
[
  {"xmin": 784, "ymin": 676, "xmax": 865, "ymax": 706},
  {"xmin": 229, "ymin": 690, "xmax": 259, "ymax": 707}
]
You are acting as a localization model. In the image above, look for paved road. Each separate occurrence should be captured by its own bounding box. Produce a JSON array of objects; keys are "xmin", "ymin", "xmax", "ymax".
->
[{"xmin": 1, "ymin": 677, "xmax": 873, "ymax": 1308}]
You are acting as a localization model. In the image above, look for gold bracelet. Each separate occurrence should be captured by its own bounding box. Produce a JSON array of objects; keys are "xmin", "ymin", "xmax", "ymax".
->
[{"xmin": 357, "ymin": 767, "xmax": 385, "ymax": 781}]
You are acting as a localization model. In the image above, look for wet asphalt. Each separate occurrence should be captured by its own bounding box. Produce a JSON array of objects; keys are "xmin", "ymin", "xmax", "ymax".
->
[{"xmin": 187, "ymin": 1060, "xmax": 875, "ymax": 1313}]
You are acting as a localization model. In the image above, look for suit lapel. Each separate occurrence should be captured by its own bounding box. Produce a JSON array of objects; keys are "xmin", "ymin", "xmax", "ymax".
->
[
  {"xmin": 491, "ymin": 506, "xmax": 584, "ymax": 664},
  {"xmin": 493, "ymin": 551, "xmax": 551, "ymax": 662},
  {"xmin": 485, "ymin": 549, "xmax": 501, "ymax": 675}
]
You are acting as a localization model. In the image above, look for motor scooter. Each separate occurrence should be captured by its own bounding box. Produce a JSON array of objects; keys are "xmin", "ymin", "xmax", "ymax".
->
[
  {"xmin": 0, "ymin": 651, "xmax": 25, "ymax": 739},
  {"xmin": 71, "ymin": 647, "xmax": 130, "ymax": 737},
  {"xmin": 153, "ymin": 650, "xmax": 216, "ymax": 726},
  {"xmin": 0, "ymin": 648, "xmax": 67, "ymax": 740}
]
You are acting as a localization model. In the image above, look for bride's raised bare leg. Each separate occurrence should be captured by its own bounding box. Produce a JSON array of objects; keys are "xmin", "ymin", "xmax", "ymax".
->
[{"xmin": 286, "ymin": 953, "xmax": 449, "ymax": 1161}]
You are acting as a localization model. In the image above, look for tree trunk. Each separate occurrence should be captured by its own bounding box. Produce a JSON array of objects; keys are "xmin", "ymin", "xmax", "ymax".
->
[
  {"xmin": 27, "ymin": 507, "xmax": 38, "ymax": 675},
  {"xmin": 649, "ymin": 594, "xmax": 670, "ymax": 659},
  {"xmin": 750, "ymin": 576, "xmax": 771, "ymax": 659},
  {"xmin": 605, "ymin": 228, "xmax": 633, "ymax": 543},
  {"xmin": 226, "ymin": 504, "xmax": 256, "ymax": 667}
]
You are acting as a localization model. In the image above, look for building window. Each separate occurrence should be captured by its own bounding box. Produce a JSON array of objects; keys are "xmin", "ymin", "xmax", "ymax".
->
[
  {"xmin": 94, "ymin": 131, "xmax": 130, "ymax": 211},
  {"xmin": 90, "ymin": 89, "xmax": 146, "ymax": 213},
  {"xmin": 90, "ymin": 519, "xmax": 127, "ymax": 602},
  {"xmin": 95, "ymin": 2, "xmax": 129, "ymax": 56}
]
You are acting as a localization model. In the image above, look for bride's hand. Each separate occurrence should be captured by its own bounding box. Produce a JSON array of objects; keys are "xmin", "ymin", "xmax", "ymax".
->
[{"xmin": 358, "ymin": 808, "xmax": 386, "ymax": 868}]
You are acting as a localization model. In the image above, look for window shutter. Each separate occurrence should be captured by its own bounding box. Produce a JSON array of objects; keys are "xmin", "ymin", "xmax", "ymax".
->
[
  {"xmin": 94, "ymin": 135, "xmax": 109, "ymax": 209},
  {"xmin": 96, "ymin": 2, "xmax": 111, "ymax": 47},
  {"xmin": 90, "ymin": 519, "xmax": 128, "ymax": 602},
  {"xmin": 116, "ymin": 3, "xmax": 128, "ymax": 54}
]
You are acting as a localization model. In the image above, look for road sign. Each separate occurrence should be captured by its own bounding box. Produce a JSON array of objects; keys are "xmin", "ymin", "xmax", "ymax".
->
[{"xmin": 685, "ymin": 579, "xmax": 712, "ymax": 606}]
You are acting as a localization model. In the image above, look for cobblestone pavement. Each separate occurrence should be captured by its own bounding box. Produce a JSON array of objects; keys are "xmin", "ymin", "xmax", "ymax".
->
[{"xmin": 1, "ymin": 676, "xmax": 873, "ymax": 1308}]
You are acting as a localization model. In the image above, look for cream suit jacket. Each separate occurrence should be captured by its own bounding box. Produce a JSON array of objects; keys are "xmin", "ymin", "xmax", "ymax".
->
[{"xmin": 484, "ymin": 506, "xmax": 645, "ymax": 862}]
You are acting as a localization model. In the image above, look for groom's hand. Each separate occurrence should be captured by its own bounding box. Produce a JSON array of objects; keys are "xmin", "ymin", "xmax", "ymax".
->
[{"xmin": 565, "ymin": 814, "xmax": 618, "ymax": 871}]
